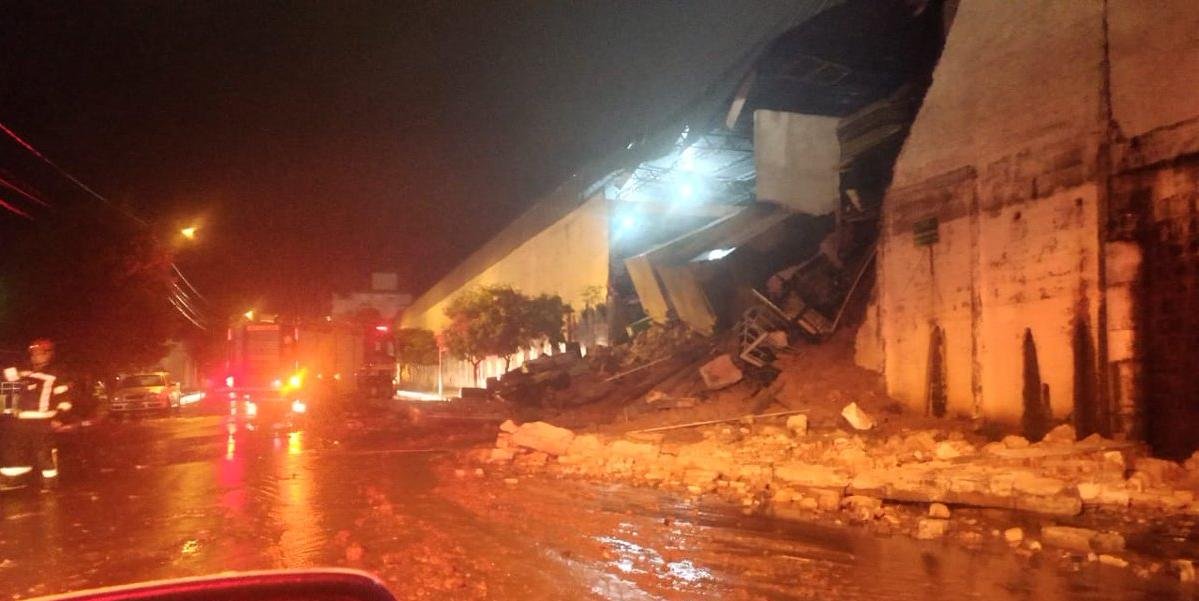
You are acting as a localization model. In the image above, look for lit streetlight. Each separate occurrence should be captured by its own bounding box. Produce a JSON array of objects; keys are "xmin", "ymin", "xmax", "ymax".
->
[
  {"xmin": 243, "ymin": 309, "xmax": 255, "ymax": 320},
  {"xmin": 180, "ymin": 226, "xmax": 198, "ymax": 240}
]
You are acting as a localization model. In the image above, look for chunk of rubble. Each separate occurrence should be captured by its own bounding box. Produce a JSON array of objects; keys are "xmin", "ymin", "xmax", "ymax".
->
[
  {"xmin": 840, "ymin": 402, "xmax": 875, "ymax": 431},
  {"xmin": 699, "ymin": 354, "xmax": 743, "ymax": 390},
  {"xmin": 1041, "ymin": 424, "xmax": 1076, "ymax": 444},
  {"xmin": 510, "ymin": 421, "xmax": 575, "ymax": 456},
  {"xmin": 928, "ymin": 503, "xmax": 951, "ymax": 519},
  {"xmin": 499, "ymin": 419, "xmax": 519, "ymax": 433},
  {"xmin": 1004, "ymin": 527, "xmax": 1024, "ymax": 544},
  {"xmin": 1173, "ymin": 559, "xmax": 1195, "ymax": 583},
  {"xmin": 843, "ymin": 495, "xmax": 882, "ymax": 521},
  {"xmin": 1099, "ymin": 554, "xmax": 1129, "ymax": 569},
  {"xmin": 916, "ymin": 518, "xmax": 949, "ymax": 540},
  {"xmin": 1002, "ymin": 435, "xmax": 1030, "ymax": 449},
  {"xmin": 1040, "ymin": 526, "xmax": 1122, "ymax": 554},
  {"xmin": 786, "ymin": 414, "xmax": 809, "ymax": 437}
]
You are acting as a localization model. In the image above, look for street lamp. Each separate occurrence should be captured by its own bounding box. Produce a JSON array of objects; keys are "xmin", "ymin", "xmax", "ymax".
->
[
  {"xmin": 243, "ymin": 309, "xmax": 255, "ymax": 320},
  {"xmin": 180, "ymin": 226, "xmax": 197, "ymax": 240}
]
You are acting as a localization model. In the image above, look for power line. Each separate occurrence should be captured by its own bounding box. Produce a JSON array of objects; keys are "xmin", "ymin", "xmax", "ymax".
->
[{"xmin": 0, "ymin": 118, "xmax": 211, "ymax": 329}]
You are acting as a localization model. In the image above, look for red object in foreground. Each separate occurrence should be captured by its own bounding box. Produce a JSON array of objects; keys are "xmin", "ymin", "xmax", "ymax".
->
[{"xmin": 28, "ymin": 569, "xmax": 397, "ymax": 601}]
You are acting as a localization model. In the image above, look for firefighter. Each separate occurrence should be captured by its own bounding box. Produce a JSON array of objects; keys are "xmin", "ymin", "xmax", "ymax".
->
[{"xmin": 1, "ymin": 338, "xmax": 70, "ymax": 489}]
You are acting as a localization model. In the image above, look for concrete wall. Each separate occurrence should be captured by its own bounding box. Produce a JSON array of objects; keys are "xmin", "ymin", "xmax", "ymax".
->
[
  {"xmin": 876, "ymin": 0, "xmax": 1199, "ymax": 441},
  {"xmin": 402, "ymin": 195, "xmax": 610, "ymax": 333}
]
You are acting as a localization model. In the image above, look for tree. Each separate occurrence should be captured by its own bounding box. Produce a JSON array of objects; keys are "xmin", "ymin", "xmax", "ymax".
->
[
  {"xmin": 443, "ymin": 285, "xmax": 526, "ymax": 384},
  {"xmin": 394, "ymin": 328, "xmax": 438, "ymax": 366},
  {"xmin": 521, "ymin": 293, "xmax": 568, "ymax": 350},
  {"xmin": 442, "ymin": 285, "xmax": 572, "ymax": 384},
  {"xmin": 0, "ymin": 204, "xmax": 179, "ymax": 375}
]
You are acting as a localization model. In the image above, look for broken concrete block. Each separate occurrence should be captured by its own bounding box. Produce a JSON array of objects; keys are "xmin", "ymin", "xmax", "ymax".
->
[
  {"xmin": 699, "ymin": 354, "xmax": 743, "ymax": 390},
  {"xmin": 1014, "ymin": 494, "xmax": 1082, "ymax": 516},
  {"xmin": 1172, "ymin": 559, "xmax": 1195, "ymax": 583},
  {"xmin": 1041, "ymin": 526, "xmax": 1098, "ymax": 553},
  {"xmin": 1002, "ymin": 435, "xmax": 1031, "ymax": 449},
  {"xmin": 1091, "ymin": 531, "xmax": 1125, "ymax": 554},
  {"xmin": 786, "ymin": 414, "xmax": 808, "ymax": 437},
  {"xmin": 1042, "ymin": 424, "xmax": 1076, "ymax": 444},
  {"xmin": 916, "ymin": 518, "xmax": 949, "ymax": 540},
  {"xmin": 488, "ymin": 447, "xmax": 516, "ymax": 463},
  {"xmin": 840, "ymin": 402, "xmax": 875, "ymax": 431},
  {"xmin": 928, "ymin": 502, "xmax": 951, "ymax": 519},
  {"xmin": 609, "ymin": 440, "xmax": 659, "ymax": 463},
  {"xmin": 511, "ymin": 421, "xmax": 575, "ymax": 456},
  {"xmin": 1099, "ymin": 555, "xmax": 1129, "ymax": 569},
  {"xmin": 815, "ymin": 489, "xmax": 843, "ymax": 511},
  {"xmin": 934, "ymin": 441, "xmax": 962, "ymax": 460},
  {"xmin": 773, "ymin": 461, "xmax": 851, "ymax": 489},
  {"xmin": 1012, "ymin": 473, "xmax": 1067, "ymax": 496},
  {"xmin": 1004, "ymin": 527, "xmax": 1024, "ymax": 544},
  {"xmin": 499, "ymin": 419, "xmax": 519, "ymax": 433}
]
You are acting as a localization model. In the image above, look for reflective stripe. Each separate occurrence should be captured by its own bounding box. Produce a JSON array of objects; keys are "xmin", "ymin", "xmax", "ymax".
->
[
  {"xmin": 17, "ymin": 410, "xmax": 56, "ymax": 419},
  {"xmin": 56, "ymin": 401, "xmax": 72, "ymax": 412},
  {"xmin": 26, "ymin": 372, "xmax": 55, "ymax": 412},
  {"xmin": 41, "ymin": 469, "xmax": 58, "ymax": 479},
  {"xmin": 3, "ymin": 367, "xmax": 17, "ymax": 382},
  {"xmin": 52, "ymin": 385, "xmax": 68, "ymax": 395},
  {"xmin": 0, "ymin": 466, "xmax": 33, "ymax": 477}
]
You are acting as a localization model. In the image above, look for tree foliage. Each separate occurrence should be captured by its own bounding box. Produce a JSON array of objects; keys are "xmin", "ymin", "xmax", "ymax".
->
[
  {"xmin": 0, "ymin": 205, "xmax": 179, "ymax": 375},
  {"xmin": 442, "ymin": 285, "xmax": 568, "ymax": 383},
  {"xmin": 394, "ymin": 328, "xmax": 438, "ymax": 366}
]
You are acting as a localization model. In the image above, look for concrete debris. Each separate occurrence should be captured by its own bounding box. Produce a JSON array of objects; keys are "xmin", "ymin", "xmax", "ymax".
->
[
  {"xmin": 1001, "ymin": 435, "xmax": 1030, "ymax": 449},
  {"xmin": 928, "ymin": 503, "xmax": 951, "ymax": 519},
  {"xmin": 785, "ymin": 414, "xmax": 809, "ymax": 437},
  {"xmin": 1003, "ymin": 527, "xmax": 1024, "ymax": 544},
  {"xmin": 699, "ymin": 354, "xmax": 744, "ymax": 390},
  {"xmin": 1099, "ymin": 554, "xmax": 1129, "ymax": 569},
  {"xmin": 499, "ymin": 419, "xmax": 519, "ymax": 433},
  {"xmin": 1172, "ymin": 559, "xmax": 1195, "ymax": 583},
  {"xmin": 1042, "ymin": 424, "xmax": 1076, "ymax": 444},
  {"xmin": 510, "ymin": 421, "xmax": 575, "ymax": 456},
  {"xmin": 916, "ymin": 518, "xmax": 949, "ymax": 540},
  {"xmin": 840, "ymin": 402, "xmax": 875, "ymax": 430},
  {"xmin": 1039, "ymin": 526, "xmax": 1123, "ymax": 555}
]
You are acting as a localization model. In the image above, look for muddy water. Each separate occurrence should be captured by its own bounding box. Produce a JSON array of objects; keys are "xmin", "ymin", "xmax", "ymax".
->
[{"xmin": 0, "ymin": 413, "xmax": 1191, "ymax": 600}]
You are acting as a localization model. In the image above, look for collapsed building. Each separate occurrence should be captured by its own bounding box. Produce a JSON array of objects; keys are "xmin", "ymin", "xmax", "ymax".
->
[{"xmin": 402, "ymin": 0, "xmax": 1199, "ymax": 459}]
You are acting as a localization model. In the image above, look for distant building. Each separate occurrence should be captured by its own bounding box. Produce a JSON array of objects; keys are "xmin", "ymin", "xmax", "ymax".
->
[{"xmin": 331, "ymin": 272, "xmax": 413, "ymax": 324}]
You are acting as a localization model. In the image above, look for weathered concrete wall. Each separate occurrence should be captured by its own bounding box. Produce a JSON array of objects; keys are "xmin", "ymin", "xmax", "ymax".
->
[
  {"xmin": 878, "ymin": 0, "xmax": 1199, "ymax": 444},
  {"xmin": 401, "ymin": 195, "xmax": 610, "ymax": 333},
  {"xmin": 879, "ymin": 1, "xmax": 1107, "ymax": 428}
]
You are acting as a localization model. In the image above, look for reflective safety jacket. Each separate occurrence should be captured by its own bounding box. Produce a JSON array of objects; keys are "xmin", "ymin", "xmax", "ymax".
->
[{"xmin": 2, "ymin": 365, "xmax": 71, "ymax": 420}]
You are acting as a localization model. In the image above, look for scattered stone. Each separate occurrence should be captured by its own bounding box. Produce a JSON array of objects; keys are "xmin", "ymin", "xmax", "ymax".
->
[
  {"xmin": 1172, "ymin": 559, "xmax": 1195, "ymax": 583},
  {"xmin": 511, "ymin": 421, "xmax": 575, "ymax": 456},
  {"xmin": 916, "ymin": 518, "xmax": 949, "ymax": 540},
  {"xmin": 1004, "ymin": 527, "xmax": 1024, "ymax": 544},
  {"xmin": 502, "ymin": 477, "xmax": 518, "ymax": 485},
  {"xmin": 928, "ymin": 503, "xmax": 951, "ymax": 519},
  {"xmin": 815, "ymin": 489, "xmax": 843, "ymax": 511},
  {"xmin": 699, "ymin": 354, "xmax": 743, "ymax": 390},
  {"xmin": 1041, "ymin": 526, "xmax": 1098, "ymax": 553},
  {"xmin": 840, "ymin": 402, "xmax": 876, "ymax": 431},
  {"xmin": 453, "ymin": 469, "xmax": 467, "ymax": 478},
  {"xmin": 1099, "ymin": 554, "xmax": 1129, "ymax": 568},
  {"xmin": 499, "ymin": 419, "xmax": 519, "ymax": 433},
  {"xmin": 798, "ymin": 497, "xmax": 819, "ymax": 511},
  {"xmin": 473, "ymin": 468, "xmax": 484, "ymax": 477},
  {"xmin": 1002, "ymin": 435, "xmax": 1031, "ymax": 449},
  {"xmin": 774, "ymin": 462, "xmax": 851, "ymax": 489},
  {"xmin": 487, "ymin": 447, "xmax": 516, "ymax": 463},
  {"xmin": 1091, "ymin": 531, "xmax": 1125, "ymax": 553},
  {"xmin": 1102, "ymin": 451, "xmax": 1125, "ymax": 469},
  {"xmin": 1027, "ymin": 540, "xmax": 1042, "ymax": 551},
  {"xmin": 1042, "ymin": 424, "xmax": 1076, "ymax": 444},
  {"xmin": 786, "ymin": 414, "xmax": 809, "ymax": 437},
  {"xmin": 843, "ymin": 495, "xmax": 883, "ymax": 521}
]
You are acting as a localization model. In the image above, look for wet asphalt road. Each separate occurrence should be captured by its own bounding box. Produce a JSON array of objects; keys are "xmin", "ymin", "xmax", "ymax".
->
[{"xmin": 0, "ymin": 405, "xmax": 1192, "ymax": 600}]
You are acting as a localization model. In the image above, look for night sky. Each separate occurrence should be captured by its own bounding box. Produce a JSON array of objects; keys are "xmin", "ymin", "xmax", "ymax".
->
[{"xmin": 0, "ymin": 1, "xmax": 809, "ymax": 314}]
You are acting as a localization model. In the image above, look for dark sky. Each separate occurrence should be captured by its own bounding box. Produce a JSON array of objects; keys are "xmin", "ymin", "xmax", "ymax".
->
[{"xmin": 0, "ymin": 1, "xmax": 811, "ymax": 315}]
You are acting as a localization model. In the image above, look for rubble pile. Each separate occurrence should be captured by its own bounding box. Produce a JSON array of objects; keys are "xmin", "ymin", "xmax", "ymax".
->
[{"xmin": 472, "ymin": 413, "xmax": 1199, "ymax": 579}]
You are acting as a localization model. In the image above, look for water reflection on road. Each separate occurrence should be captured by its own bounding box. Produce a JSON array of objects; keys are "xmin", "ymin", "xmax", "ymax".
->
[{"xmin": 0, "ymin": 413, "xmax": 1191, "ymax": 600}]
